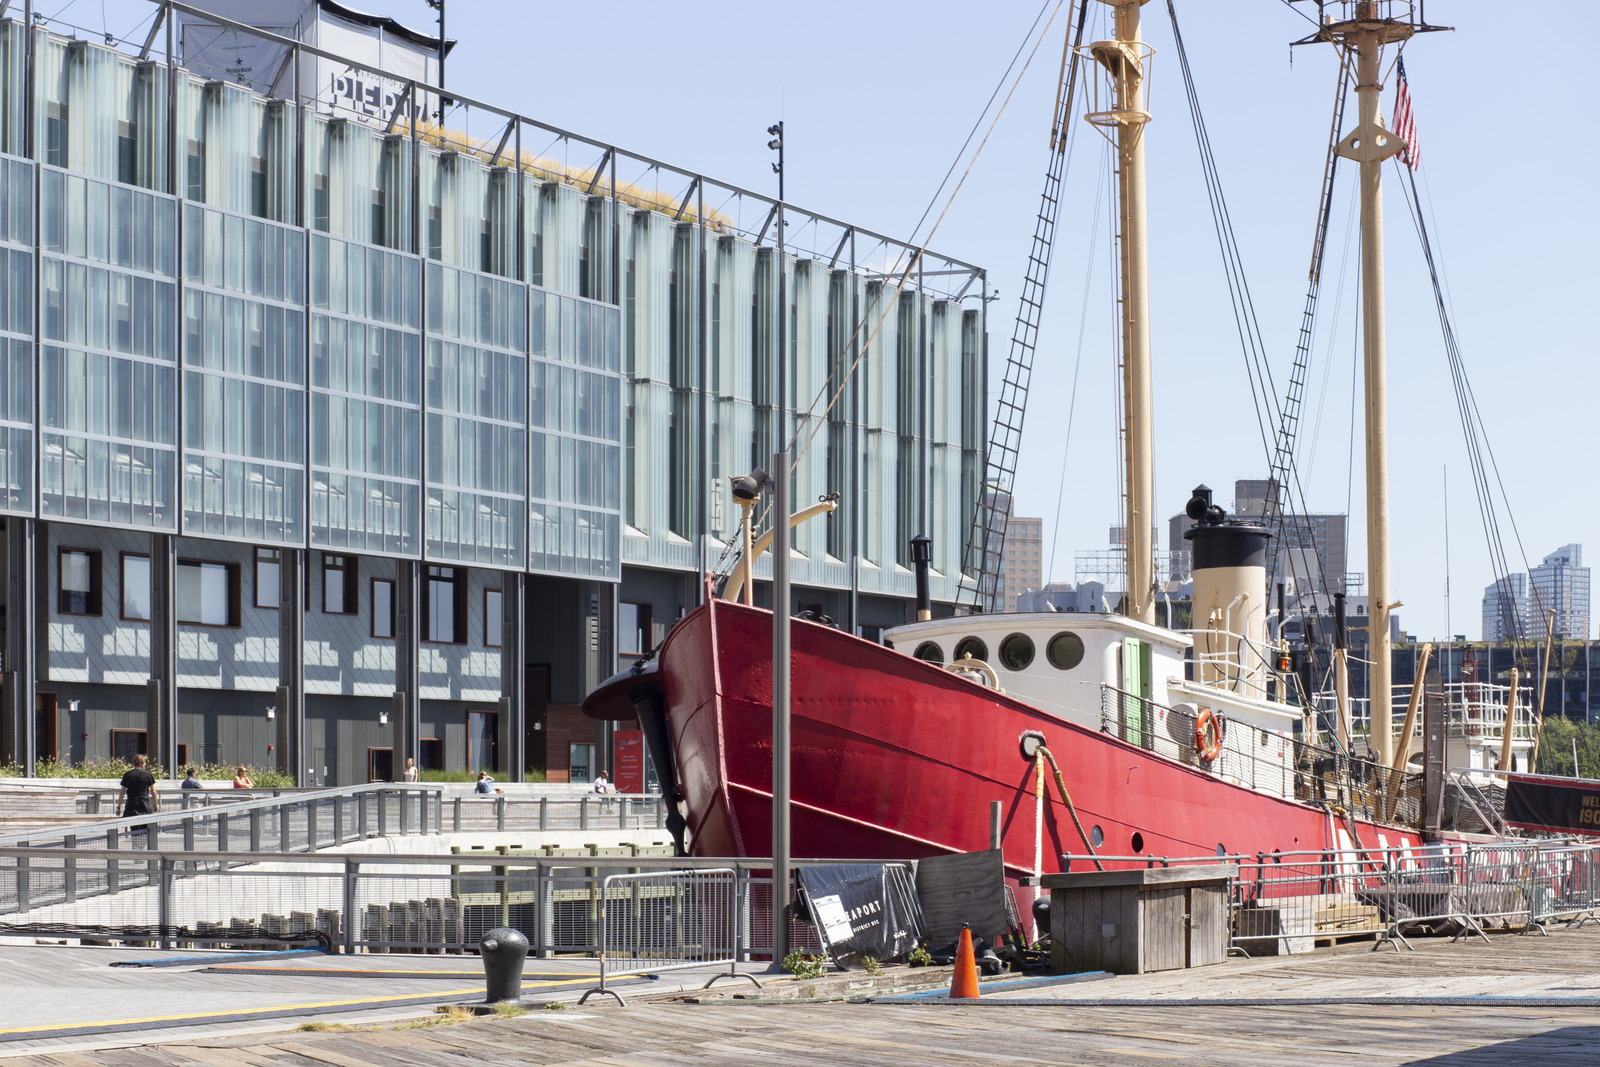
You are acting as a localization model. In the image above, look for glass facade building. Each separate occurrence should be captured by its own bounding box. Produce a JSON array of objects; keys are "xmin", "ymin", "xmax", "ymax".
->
[{"xmin": 0, "ymin": 4, "xmax": 985, "ymax": 784}]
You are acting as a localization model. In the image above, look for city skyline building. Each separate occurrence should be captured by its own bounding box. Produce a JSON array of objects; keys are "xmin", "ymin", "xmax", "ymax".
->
[
  {"xmin": 1482, "ymin": 572, "xmax": 1530, "ymax": 644},
  {"xmin": 998, "ymin": 511, "xmax": 1042, "ymax": 613},
  {"xmin": 1479, "ymin": 546, "xmax": 1590, "ymax": 642},
  {"xmin": 0, "ymin": 1, "xmax": 987, "ymax": 784},
  {"xmin": 1530, "ymin": 544, "xmax": 1590, "ymax": 640}
]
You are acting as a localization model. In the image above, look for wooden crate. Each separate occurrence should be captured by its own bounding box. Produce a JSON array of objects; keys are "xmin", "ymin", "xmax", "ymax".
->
[{"xmin": 1041, "ymin": 864, "xmax": 1235, "ymax": 975}]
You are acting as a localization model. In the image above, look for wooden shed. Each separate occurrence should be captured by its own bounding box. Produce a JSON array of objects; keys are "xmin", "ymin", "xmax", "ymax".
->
[{"xmin": 1040, "ymin": 864, "xmax": 1235, "ymax": 975}]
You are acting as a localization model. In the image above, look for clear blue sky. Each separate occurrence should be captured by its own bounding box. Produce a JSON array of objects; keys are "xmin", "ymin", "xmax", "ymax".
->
[{"xmin": 80, "ymin": 0, "xmax": 1600, "ymax": 640}]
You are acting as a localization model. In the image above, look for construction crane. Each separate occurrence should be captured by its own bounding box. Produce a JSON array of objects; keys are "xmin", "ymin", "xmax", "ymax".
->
[{"xmin": 962, "ymin": 0, "xmax": 1090, "ymax": 611}]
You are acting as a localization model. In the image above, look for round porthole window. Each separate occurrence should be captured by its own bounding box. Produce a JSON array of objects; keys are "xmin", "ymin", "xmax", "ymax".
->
[
  {"xmin": 953, "ymin": 636, "xmax": 988, "ymax": 663},
  {"xmin": 1047, "ymin": 631, "xmax": 1085, "ymax": 670},
  {"xmin": 1090, "ymin": 825, "xmax": 1104, "ymax": 849},
  {"xmin": 1130, "ymin": 831, "xmax": 1145, "ymax": 853},
  {"xmin": 999, "ymin": 633, "xmax": 1035, "ymax": 671},
  {"xmin": 913, "ymin": 642, "xmax": 944, "ymax": 665}
]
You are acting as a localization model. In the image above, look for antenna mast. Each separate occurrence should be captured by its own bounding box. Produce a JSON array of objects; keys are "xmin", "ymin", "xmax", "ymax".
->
[{"xmin": 1292, "ymin": 0, "xmax": 1446, "ymax": 766}]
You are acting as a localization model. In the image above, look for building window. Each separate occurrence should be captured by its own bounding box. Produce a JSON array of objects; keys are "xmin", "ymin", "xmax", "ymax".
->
[
  {"xmin": 110, "ymin": 729, "xmax": 145, "ymax": 763},
  {"xmin": 467, "ymin": 709, "xmax": 498, "ymax": 772},
  {"xmin": 420, "ymin": 737, "xmax": 444, "ymax": 772},
  {"xmin": 186, "ymin": 139, "xmax": 205, "ymax": 201},
  {"xmin": 619, "ymin": 602, "xmax": 651, "ymax": 656},
  {"xmin": 371, "ymin": 578, "xmax": 395, "ymax": 639},
  {"xmin": 255, "ymin": 548, "xmax": 280, "ymax": 610},
  {"xmin": 177, "ymin": 559, "xmax": 239, "ymax": 626},
  {"xmin": 423, "ymin": 565, "xmax": 465, "ymax": 643},
  {"xmin": 58, "ymin": 548, "xmax": 102, "ymax": 616},
  {"xmin": 121, "ymin": 553, "xmax": 151, "ymax": 621},
  {"xmin": 117, "ymin": 121, "xmax": 138, "ymax": 186},
  {"xmin": 46, "ymin": 103, "xmax": 67, "ymax": 168},
  {"xmin": 323, "ymin": 554, "xmax": 358, "ymax": 615},
  {"xmin": 367, "ymin": 747, "xmax": 393, "ymax": 783},
  {"xmin": 569, "ymin": 743, "xmax": 594, "ymax": 784},
  {"xmin": 484, "ymin": 588, "xmax": 502, "ymax": 648}
]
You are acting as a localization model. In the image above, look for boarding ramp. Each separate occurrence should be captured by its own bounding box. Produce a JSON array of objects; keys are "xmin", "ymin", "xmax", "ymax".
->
[{"xmin": 0, "ymin": 785, "xmax": 671, "ymax": 946}]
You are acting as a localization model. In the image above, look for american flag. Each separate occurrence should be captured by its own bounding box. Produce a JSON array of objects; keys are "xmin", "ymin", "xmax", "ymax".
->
[{"xmin": 1393, "ymin": 56, "xmax": 1420, "ymax": 171}]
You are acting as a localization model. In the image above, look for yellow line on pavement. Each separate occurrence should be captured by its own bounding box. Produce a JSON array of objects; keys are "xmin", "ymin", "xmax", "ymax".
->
[{"xmin": 0, "ymin": 987, "xmax": 481, "ymax": 1035}]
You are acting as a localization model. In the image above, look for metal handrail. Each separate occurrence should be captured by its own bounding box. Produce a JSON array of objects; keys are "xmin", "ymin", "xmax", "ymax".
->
[
  {"xmin": 1099, "ymin": 682, "xmax": 1421, "ymax": 822},
  {"xmin": 0, "ymin": 783, "xmax": 444, "ymax": 846},
  {"xmin": 1316, "ymin": 681, "xmax": 1538, "ymax": 741}
]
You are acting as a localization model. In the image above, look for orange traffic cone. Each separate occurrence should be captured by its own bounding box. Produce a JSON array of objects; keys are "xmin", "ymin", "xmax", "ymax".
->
[{"xmin": 949, "ymin": 924, "xmax": 980, "ymax": 999}]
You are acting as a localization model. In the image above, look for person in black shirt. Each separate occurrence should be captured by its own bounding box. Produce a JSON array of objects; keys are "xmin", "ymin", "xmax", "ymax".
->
[{"xmin": 116, "ymin": 754, "xmax": 160, "ymax": 831}]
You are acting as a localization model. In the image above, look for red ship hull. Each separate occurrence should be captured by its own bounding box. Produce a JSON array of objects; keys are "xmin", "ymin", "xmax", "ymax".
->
[{"xmin": 659, "ymin": 597, "xmax": 1424, "ymax": 874}]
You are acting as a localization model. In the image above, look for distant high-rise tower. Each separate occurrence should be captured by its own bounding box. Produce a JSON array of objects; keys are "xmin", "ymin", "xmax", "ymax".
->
[
  {"xmin": 1482, "ymin": 573, "xmax": 1530, "ymax": 643},
  {"xmin": 999, "ymin": 512, "xmax": 1044, "ymax": 614},
  {"xmin": 1529, "ymin": 544, "xmax": 1591, "ymax": 640}
]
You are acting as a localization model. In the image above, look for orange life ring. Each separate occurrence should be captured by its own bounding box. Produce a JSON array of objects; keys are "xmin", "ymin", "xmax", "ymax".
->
[{"xmin": 1195, "ymin": 708, "xmax": 1223, "ymax": 762}]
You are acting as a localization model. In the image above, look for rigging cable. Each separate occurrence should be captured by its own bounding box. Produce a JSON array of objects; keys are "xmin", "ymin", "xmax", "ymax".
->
[
  {"xmin": 1393, "ymin": 160, "xmax": 1532, "ymax": 651},
  {"xmin": 1165, "ymin": 0, "xmax": 1330, "ymax": 617},
  {"xmin": 960, "ymin": 0, "xmax": 1093, "ymax": 609},
  {"xmin": 1302, "ymin": 182, "xmax": 1359, "ymax": 484},
  {"xmin": 1045, "ymin": 146, "xmax": 1110, "ymax": 585},
  {"xmin": 711, "ymin": 0, "xmax": 1073, "ymax": 586}
]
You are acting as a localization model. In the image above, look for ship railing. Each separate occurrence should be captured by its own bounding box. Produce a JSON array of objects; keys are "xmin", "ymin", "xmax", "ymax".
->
[
  {"xmin": 1314, "ymin": 681, "xmax": 1537, "ymax": 744},
  {"xmin": 1228, "ymin": 840, "xmax": 1600, "ymax": 954},
  {"xmin": 1098, "ymin": 684, "xmax": 1418, "ymax": 819},
  {"xmin": 1179, "ymin": 628, "xmax": 1282, "ymax": 704},
  {"xmin": 0, "ymin": 847, "xmax": 852, "ymax": 959}
]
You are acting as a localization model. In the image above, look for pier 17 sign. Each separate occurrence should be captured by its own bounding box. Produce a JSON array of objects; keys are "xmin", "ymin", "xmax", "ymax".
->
[
  {"xmin": 1503, "ymin": 773, "xmax": 1600, "ymax": 836},
  {"xmin": 175, "ymin": 1, "xmax": 446, "ymax": 129}
]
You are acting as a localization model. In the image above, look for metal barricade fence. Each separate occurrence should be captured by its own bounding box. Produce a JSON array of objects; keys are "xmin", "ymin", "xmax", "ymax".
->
[
  {"xmin": 579, "ymin": 868, "xmax": 762, "ymax": 1005},
  {"xmin": 1520, "ymin": 843, "xmax": 1600, "ymax": 932},
  {"xmin": 1454, "ymin": 842, "xmax": 1538, "ymax": 933},
  {"xmin": 1232, "ymin": 849, "xmax": 1399, "ymax": 955},
  {"xmin": 1227, "ymin": 841, "xmax": 1600, "ymax": 955}
]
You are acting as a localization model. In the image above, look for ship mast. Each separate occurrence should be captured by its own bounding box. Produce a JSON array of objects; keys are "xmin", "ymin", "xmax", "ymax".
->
[
  {"xmin": 1088, "ymin": 0, "xmax": 1155, "ymax": 625},
  {"xmin": 1299, "ymin": 1, "xmax": 1422, "ymax": 767}
]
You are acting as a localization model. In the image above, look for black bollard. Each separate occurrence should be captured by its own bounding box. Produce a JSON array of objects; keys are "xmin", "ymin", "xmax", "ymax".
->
[
  {"xmin": 1032, "ymin": 894, "xmax": 1052, "ymax": 938},
  {"xmin": 480, "ymin": 926, "xmax": 529, "ymax": 1004}
]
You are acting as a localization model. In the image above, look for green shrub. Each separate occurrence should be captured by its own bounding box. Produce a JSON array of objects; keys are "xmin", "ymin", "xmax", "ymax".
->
[
  {"xmin": 18, "ymin": 758, "xmax": 293, "ymax": 787},
  {"xmin": 420, "ymin": 768, "xmax": 481, "ymax": 783},
  {"xmin": 782, "ymin": 951, "xmax": 828, "ymax": 980},
  {"xmin": 860, "ymin": 956, "xmax": 881, "ymax": 975},
  {"xmin": 419, "ymin": 767, "xmax": 548, "ymax": 783},
  {"xmin": 908, "ymin": 943, "xmax": 932, "ymax": 968},
  {"xmin": 35, "ymin": 756, "xmax": 163, "ymax": 780}
]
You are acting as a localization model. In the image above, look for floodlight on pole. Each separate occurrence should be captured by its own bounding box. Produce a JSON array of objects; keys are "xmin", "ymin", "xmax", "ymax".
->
[
  {"xmin": 732, "ymin": 468, "xmax": 769, "ymax": 607},
  {"xmin": 766, "ymin": 121, "xmax": 783, "ymax": 201}
]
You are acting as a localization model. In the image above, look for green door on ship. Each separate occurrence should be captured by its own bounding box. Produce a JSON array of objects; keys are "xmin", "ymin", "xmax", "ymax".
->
[{"xmin": 1122, "ymin": 637, "xmax": 1152, "ymax": 748}]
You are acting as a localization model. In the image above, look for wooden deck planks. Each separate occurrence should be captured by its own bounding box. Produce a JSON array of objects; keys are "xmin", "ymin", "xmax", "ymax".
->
[{"xmin": 13, "ymin": 928, "xmax": 1600, "ymax": 1063}]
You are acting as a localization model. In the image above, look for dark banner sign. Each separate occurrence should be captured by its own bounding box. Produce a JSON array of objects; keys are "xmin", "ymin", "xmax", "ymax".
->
[
  {"xmin": 1504, "ymin": 774, "xmax": 1600, "ymax": 836},
  {"xmin": 796, "ymin": 864, "xmax": 925, "ymax": 968}
]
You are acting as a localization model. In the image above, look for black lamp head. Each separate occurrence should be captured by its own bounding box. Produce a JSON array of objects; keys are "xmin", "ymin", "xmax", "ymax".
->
[{"xmin": 732, "ymin": 468, "xmax": 769, "ymax": 502}]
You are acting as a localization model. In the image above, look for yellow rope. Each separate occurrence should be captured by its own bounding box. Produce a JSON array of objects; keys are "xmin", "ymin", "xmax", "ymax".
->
[{"xmin": 1037, "ymin": 745, "xmax": 1104, "ymax": 872}]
